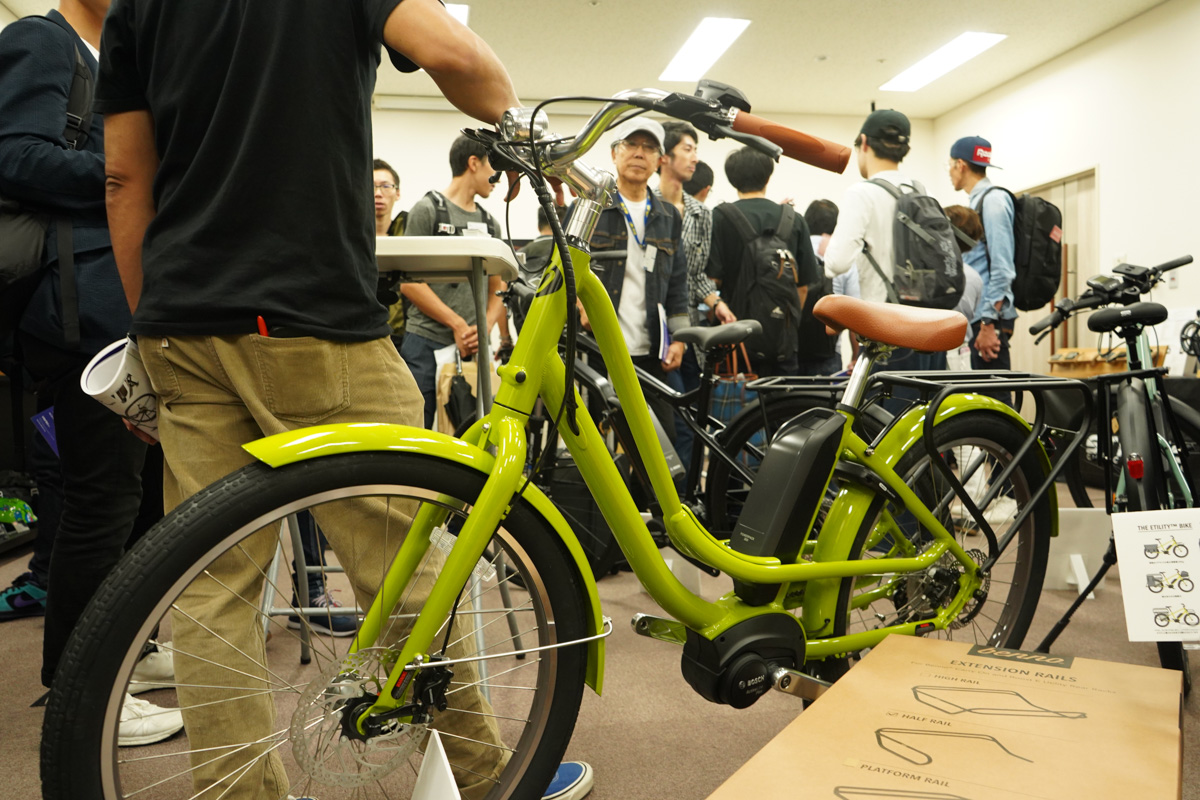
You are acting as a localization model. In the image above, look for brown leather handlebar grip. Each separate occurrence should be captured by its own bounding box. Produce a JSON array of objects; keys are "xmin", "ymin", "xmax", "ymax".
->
[{"xmin": 731, "ymin": 110, "xmax": 851, "ymax": 174}]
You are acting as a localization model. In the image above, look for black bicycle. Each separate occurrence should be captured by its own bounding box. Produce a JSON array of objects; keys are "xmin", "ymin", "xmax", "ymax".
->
[{"xmin": 1032, "ymin": 255, "xmax": 1197, "ymax": 695}]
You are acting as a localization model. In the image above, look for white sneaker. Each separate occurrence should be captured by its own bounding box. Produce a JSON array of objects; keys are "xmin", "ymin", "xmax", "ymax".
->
[
  {"xmin": 119, "ymin": 693, "xmax": 184, "ymax": 747},
  {"xmin": 128, "ymin": 642, "xmax": 176, "ymax": 694},
  {"xmin": 983, "ymin": 496, "xmax": 1019, "ymax": 529}
]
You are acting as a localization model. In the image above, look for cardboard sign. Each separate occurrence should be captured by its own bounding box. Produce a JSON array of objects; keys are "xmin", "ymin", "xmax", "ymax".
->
[
  {"xmin": 1111, "ymin": 508, "xmax": 1200, "ymax": 642},
  {"xmin": 706, "ymin": 636, "xmax": 1182, "ymax": 800}
]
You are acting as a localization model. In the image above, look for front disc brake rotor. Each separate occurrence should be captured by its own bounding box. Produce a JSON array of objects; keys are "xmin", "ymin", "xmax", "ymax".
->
[{"xmin": 290, "ymin": 648, "xmax": 424, "ymax": 788}]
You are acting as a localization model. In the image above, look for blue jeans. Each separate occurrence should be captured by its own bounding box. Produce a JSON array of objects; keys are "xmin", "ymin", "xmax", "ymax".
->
[
  {"xmin": 970, "ymin": 320, "xmax": 1013, "ymax": 407},
  {"xmin": 400, "ymin": 331, "xmax": 444, "ymax": 428}
]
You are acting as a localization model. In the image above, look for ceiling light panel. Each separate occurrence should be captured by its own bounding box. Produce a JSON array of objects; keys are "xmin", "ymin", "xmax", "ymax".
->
[
  {"xmin": 880, "ymin": 32, "xmax": 1007, "ymax": 92},
  {"xmin": 659, "ymin": 18, "xmax": 751, "ymax": 83}
]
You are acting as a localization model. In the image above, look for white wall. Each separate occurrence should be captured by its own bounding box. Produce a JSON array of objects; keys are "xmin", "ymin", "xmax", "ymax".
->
[
  {"xmin": 931, "ymin": 0, "xmax": 1200, "ymax": 303},
  {"xmin": 372, "ymin": 107, "xmax": 941, "ymax": 240}
]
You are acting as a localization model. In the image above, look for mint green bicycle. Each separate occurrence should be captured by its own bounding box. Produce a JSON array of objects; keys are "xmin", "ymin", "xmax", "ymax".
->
[{"xmin": 43, "ymin": 84, "xmax": 1080, "ymax": 800}]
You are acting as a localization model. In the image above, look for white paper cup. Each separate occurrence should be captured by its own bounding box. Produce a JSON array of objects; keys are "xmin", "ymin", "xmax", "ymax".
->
[{"xmin": 80, "ymin": 337, "xmax": 159, "ymax": 442}]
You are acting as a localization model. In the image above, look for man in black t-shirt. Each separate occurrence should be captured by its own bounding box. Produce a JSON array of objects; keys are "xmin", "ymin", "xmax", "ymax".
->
[
  {"xmin": 705, "ymin": 147, "xmax": 819, "ymax": 376},
  {"xmin": 94, "ymin": 2, "xmax": 546, "ymax": 798}
]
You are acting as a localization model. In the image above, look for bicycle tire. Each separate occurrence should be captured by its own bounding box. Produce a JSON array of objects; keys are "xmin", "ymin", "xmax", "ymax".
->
[
  {"xmin": 1155, "ymin": 614, "xmax": 1171, "ymax": 628},
  {"xmin": 1186, "ymin": 613, "xmax": 1200, "ymax": 627},
  {"xmin": 1149, "ymin": 581, "xmax": 1165, "ymax": 594},
  {"xmin": 1180, "ymin": 579, "xmax": 1195, "ymax": 593},
  {"xmin": 42, "ymin": 452, "xmax": 590, "ymax": 800},
  {"xmin": 823, "ymin": 411, "xmax": 1051, "ymax": 674}
]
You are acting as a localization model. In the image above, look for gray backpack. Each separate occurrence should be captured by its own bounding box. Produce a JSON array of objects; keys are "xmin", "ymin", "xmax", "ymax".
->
[{"xmin": 861, "ymin": 179, "xmax": 964, "ymax": 310}]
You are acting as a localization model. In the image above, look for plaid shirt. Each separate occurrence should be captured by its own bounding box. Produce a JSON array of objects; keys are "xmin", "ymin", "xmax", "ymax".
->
[{"xmin": 656, "ymin": 189, "xmax": 714, "ymax": 326}]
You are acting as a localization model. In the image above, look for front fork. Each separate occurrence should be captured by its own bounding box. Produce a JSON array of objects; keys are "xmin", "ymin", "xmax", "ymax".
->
[{"xmin": 353, "ymin": 416, "xmax": 529, "ymax": 730}]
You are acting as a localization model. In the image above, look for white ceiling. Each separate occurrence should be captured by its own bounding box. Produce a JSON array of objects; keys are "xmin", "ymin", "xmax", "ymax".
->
[{"xmin": 1, "ymin": 0, "xmax": 1167, "ymax": 118}]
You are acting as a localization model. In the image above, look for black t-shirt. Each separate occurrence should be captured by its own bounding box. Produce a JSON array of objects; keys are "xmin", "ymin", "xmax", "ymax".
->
[
  {"xmin": 95, "ymin": 0, "xmax": 416, "ymax": 340},
  {"xmin": 705, "ymin": 197, "xmax": 819, "ymax": 291}
]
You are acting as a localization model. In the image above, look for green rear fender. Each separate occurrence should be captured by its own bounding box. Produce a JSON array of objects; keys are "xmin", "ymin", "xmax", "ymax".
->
[
  {"xmin": 242, "ymin": 422, "xmax": 607, "ymax": 694},
  {"xmin": 874, "ymin": 393, "xmax": 1058, "ymax": 537}
]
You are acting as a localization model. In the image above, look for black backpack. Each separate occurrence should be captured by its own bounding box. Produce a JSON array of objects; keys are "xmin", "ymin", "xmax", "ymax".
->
[
  {"xmin": 980, "ymin": 187, "xmax": 1063, "ymax": 311},
  {"xmin": 424, "ymin": 190, "xmax": 496, "ymax": 237},
  {"xmin": 714, "ymin": 202, "xmax": 803, "ymax": 365},
  {"xmin": 0, "ymin": 20, "xmax": 94, "ymax": 352},
  {"xmin": 862, "ymin": 179, "xmax": 965, "ymax": 310}
]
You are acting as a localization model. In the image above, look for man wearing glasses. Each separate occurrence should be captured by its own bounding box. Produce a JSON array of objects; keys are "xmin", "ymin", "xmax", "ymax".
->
[
  {"xmin": 583, "ymin": 118, "xmax": 692, "ymax": 462},
  {"xmin": 373, "ymin": 158, "xmax": 408, "ymax": 351}
]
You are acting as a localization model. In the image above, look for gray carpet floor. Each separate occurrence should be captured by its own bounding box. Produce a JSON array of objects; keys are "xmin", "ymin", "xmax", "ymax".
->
[{"xmin": 2, "ymin": 530, "xmax": 1195, "ymax": 800}]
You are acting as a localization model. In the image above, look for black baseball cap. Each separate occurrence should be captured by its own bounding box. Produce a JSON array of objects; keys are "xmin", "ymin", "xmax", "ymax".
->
[{"xmin": 859, "ymin": 109, "xmax": 911, "ymax": 144}]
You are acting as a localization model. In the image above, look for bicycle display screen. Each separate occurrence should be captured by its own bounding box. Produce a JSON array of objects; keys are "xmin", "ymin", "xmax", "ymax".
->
[{"xmin": 1086, "ymin": 274, "xmax": 1123, "ymax": 293}]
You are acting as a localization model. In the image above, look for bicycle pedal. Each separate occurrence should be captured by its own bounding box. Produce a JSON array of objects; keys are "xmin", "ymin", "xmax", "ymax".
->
[
  {"xmin": 771, "ymin": 666, "xmax": 832, "ymax": 703},
  {"xmin": 631, "ymin": 613, "xmax": 687, "ymax": 646}
]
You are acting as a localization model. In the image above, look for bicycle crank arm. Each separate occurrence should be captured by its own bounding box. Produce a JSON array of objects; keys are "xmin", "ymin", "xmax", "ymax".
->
[
  {"xmin": 771, "ymin": 666, "xmax": 832, "ymax": 703},
  {"xmin": 631, "ymin": 613, "xmax": 688, "ymax": 646}
]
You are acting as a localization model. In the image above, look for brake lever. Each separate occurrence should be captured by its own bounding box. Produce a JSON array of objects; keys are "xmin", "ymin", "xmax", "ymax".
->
[{"xmin": 711, "ymin": 123, "xmax": 783, "ymax": 160}]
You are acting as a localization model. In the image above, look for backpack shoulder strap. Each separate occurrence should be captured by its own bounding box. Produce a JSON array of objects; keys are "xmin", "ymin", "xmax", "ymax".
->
[
  {"xmin": 475, "ymin": 202, "xmax": 496, "ymax": 232},
  {"xmin": 423, "ymin": 190, "xmax": 455, "ymax": 234},
  {"xmin": 63, "ymin": 44, "xmax": 93, "ymax": 151},
  {"xmin": 867, "ymin": 177, "xmax": 902, "ymax": 199},
  {"xmin": 775, "ymin": 202, "xmax": 795, "ymax": 243},
  {"xmin": 715, "ymin": 202, "xmax": 758, "ymax": 245}
]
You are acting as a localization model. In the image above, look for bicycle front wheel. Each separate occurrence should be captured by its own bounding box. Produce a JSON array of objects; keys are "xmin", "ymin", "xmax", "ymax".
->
[
  {"xmin": 827, "ymin": 411, "xmax": 1051, "ymax": 668},
  {"xmin": 42, "ymin": 452, "xmax": 590, "ymax": 800}
]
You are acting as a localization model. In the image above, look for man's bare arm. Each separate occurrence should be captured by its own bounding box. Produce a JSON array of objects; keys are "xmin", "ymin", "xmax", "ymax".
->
[
  {"xmin": 104, "ymin": 109, "xmax": 159, "ymax": 313},
  {"xmin": 383, "ymin": 0, "xmax": 518, "ymax": 124}
]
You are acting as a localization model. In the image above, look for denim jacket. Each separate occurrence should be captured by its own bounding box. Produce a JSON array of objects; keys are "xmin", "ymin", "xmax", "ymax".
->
[
  {"xmin": 965, "ymin": 178, "xmax": 1017, "ymax": 324},
  {"xmin": 587, "ymin": 191, "xmax": 689, "ymax": 356}
]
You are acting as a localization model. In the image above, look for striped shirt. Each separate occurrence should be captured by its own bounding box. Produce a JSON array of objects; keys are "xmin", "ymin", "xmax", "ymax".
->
[{"xmin": 657, "ymin": 188, "xmax": 714, "ymax": 326}]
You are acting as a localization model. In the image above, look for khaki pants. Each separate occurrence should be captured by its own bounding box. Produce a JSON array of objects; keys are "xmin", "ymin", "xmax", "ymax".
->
[{"xmin": 140, "ymin": 334, "xmax": 507, "ymax": 799}]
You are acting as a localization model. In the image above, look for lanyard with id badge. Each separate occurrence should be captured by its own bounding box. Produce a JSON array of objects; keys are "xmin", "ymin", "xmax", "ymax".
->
[{"xmin": 619, "ymin": 197, "xmax": 669, "ymax": 361}]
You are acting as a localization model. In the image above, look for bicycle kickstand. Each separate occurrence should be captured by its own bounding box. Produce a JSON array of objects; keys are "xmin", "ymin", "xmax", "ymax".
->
[{"xmin": 1035, "ymin": 535, "xmax": 1118, "ymax": 653}]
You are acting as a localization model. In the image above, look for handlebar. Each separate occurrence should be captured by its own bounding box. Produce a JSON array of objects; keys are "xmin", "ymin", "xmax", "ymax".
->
[
  {"xmin": 497, "ymin": 86, "xmax": 850, "ymax": 208},
  {"xmin": 728, "ymin": 110, "xmax": 852, "ymax": 173},
  {"xmin": 1155, "ymin": 255, "xmax": 1193, "ymax": 273},
  {"xmin": 1028, "ymin": 309, "xmax": 1064, "ymax": 336},
  {"xmin": 1031, "ymin": 254, "xmax": 1192, "ymax": 339},
  {"xmin": 1028, "ymin": 292, "xmax": 1107, "ymax": 338}
]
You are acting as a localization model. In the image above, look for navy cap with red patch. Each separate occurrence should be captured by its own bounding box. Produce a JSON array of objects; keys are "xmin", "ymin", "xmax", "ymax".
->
[{"xmin": 950, "ymin": 136, "xmax": 1001, "ymax": 169}]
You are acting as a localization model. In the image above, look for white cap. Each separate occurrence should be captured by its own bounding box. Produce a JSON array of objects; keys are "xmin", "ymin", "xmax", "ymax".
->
[{"xmin": 610, "ymin": 117, "xmax": 665, "ymax": 151}]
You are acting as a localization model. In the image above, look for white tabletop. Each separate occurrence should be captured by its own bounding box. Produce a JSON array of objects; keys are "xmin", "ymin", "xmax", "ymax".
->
[{"xmin": 376, "ymin": 236, "xmax": 519, "ymax": 282}]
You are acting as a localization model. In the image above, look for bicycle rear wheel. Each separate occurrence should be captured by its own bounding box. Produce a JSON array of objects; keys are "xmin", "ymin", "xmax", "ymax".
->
[
  {"xmin": 42, "ymin": 452, "xmax": 590, "ymax": 800},
  {"xmin": 822, "ymin": 411, "xmax": 1051, "ymax": 676}
]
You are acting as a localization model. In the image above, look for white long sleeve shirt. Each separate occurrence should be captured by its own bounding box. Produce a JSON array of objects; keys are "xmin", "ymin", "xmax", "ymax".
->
[{"xmin": 823, "ymin": 170, "xmax": 915, "ymax": 304}]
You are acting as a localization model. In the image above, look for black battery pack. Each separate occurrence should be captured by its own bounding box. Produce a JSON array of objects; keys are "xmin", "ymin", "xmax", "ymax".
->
[{"xmin": 730, "ymin": 407, "xmax": 845, "ymax": 605}]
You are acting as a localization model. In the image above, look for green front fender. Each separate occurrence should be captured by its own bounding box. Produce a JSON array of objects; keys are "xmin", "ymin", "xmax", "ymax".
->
[
  {"xmin": 242, "ymin": 422, "xmax": 607, "ymax": 694},
  {"xmin": 870, "ymin": 393, "xmax": 1058, "ymax": 537}
]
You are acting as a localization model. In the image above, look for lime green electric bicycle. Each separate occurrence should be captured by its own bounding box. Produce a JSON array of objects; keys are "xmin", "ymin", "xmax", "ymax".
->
[{"xmin": 42, "ymin": 83, "xmax": 1086, "ymax": 800}]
